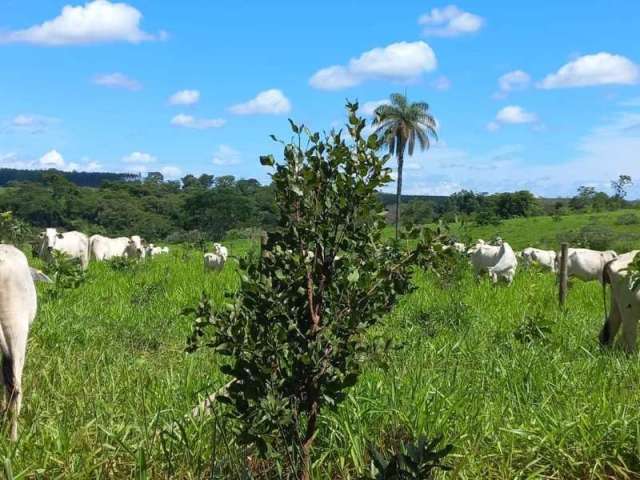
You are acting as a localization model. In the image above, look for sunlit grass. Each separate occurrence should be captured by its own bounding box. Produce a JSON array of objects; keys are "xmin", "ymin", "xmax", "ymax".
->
[{"xmin": 3, "ymin": 230, "xmax": 640, "ymax": 478}]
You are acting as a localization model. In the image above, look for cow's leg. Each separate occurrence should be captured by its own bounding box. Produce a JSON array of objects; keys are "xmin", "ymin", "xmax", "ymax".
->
[
  {"xmin": 600, "ymin": 295, "xmax": 622, "ymax": 347},
  {"xmin": 3, "ymin": 338, "xmax": 26, "ymax": 441},
  {"xmin": 621, "ymin": 310, "xmax": 638, "ymax": 354}
]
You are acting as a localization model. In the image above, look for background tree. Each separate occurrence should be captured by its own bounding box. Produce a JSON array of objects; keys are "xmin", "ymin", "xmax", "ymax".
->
[{"xmin": 373, "ymin": 93, "xmax": 438, "ymax": 239}]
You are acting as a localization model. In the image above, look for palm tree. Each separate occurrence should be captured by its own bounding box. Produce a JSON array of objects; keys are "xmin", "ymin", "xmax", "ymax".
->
[{"xmin": 373, "ymin": 93, "xmax": 438, "ymax": 239}]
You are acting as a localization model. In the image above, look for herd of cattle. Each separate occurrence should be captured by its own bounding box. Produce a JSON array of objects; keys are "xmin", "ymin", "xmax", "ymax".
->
[
  {"xmin": 0, "ymin": 230, "xmax": 639, "ymax": 441},
  {"xmin": 0, "ymin": 228, "xmax": 229, "ymax": 440}
]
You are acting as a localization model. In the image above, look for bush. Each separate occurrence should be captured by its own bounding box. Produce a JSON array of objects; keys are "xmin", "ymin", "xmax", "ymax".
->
[
  {"xmin": 43, "ymin": 250, "xmax": 86, "ymax": 293},
  {"xmin": 362, "ymin": 435, "xmax": 453, "ymax": 479},
  {"xmin": 615, "ymin": 213, "xmax": 640, "ymax": 225},
  {"xmin": 557, "ymin": 223, "xmax": 614, "ymax": 251}
]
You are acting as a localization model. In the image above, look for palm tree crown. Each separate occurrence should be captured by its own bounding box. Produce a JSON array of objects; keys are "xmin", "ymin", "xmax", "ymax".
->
[{"xmin": 372, "ymin": 93, "xmax": 438, "ymax": 239}]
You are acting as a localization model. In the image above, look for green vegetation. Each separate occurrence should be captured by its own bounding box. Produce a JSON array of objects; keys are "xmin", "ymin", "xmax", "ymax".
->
[{"xmin": 6, "ymin": 227, "xmax": 640, "ymax": 478}]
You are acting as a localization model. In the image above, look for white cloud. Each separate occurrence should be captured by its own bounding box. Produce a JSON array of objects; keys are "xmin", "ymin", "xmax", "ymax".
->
[
  {"xmin": 5, "ymin": 114, "xmax": 59, "ymax": 133},
  {"xmin": 539, "ymin": 53, "xmax": 640, "ymax": 89},
  {"xmin": 39, "ymin": 149, "xmax": 65, "ymax": 168},
  {"xmin": 432, "ymin": 75, "xmax": 451, "ymax": 91},
  {"xmin": 212, "ymin": 145, "xmax": 241, "ymax": 166},
  {"xmin": 229, "ymin": 89, "xmax": 291, "ymax": 115},
  {"xmin": 170, "ymin": 114, "xmax": 226, "ymax": 129},
  {"xmin": 93, "ymin": 72, "xmax": 141, "ymax": 91},
  {"xmin": 419, "ymin": 5, "xmax": 485, "ymax": 37},
  {"xmin": 488, "ymin": 105, "xmax": 538, "ymax": 130},
  {"xmin": 168, "ymin": 89, "xmax": 200, "ymax": 106},
  {"xmin": 160, "ymin": 166, "xmax": 181, "ymax": 179},
  {"xmin": 494, "ymin": 70, "xmax": 530, "ymax": 98},
  {"xmin": 122, "ymin": 151, "xmax": 156, "ymax": 164},
  {"xmin": 309, "ymin": 41, "xmax": 437, "ymax": 91},
  {"xmin": 0, "ymin": 0, "xmax": 163, "ymax": 46},
  {"xmin": 361, "ymin": 99, "xmax": 390, "ymax": 117}
]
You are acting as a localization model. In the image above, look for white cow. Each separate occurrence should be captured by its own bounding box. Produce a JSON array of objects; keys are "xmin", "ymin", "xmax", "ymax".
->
[
  {"xmin": 488, "ymin": 242, "xmax": 518, "ymax": 284},
  {"xmin": 146, "ymin": 245, "xmax": 163, "ymax": 257},
  {"xmin": 39, "ymin": 228, "xmax": 89, "ymax": 270},
  {"xmin": 560, "ymin": 248, "xmax": 617, "ymax": 282},
  {"xmin": 204, "ymin": 252, "xmax": 225, "ymax": 271},
  {"xmin": 213, "ymin": 243, "xmax": 228, "ymax": 261},
  {"xmin": 160, "ymin": 246, "xmax": 170, "ymax": 254},
  {"xmin": 470, "ymin": 239, "xmax": 517, "ymax": 284},
  {"xmin": 522, "ymin": 247, "xmax": 557, "ymax": 272},
  {"xmin": 90, "ymin": 235, "xmax": 140, "ymax": 261},
  {"xmin": 130, "ymin": 236, "xmax": 146, "ymax": 258},
  {"xmin": 0, "ymin": 244, "xmax": 51, "ymax": 440},
  {"xmin": 469, "ymin": 241, "xmax": 502, "ymax": 275},
  {"xmin": 599, "ymin": 251, "xmax": 640, "ymax": 352}
]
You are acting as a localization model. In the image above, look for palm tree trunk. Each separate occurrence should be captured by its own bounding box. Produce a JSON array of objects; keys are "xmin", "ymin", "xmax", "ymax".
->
[{"xmin": 395, "ymin": 151, "xmax": 404, "ymax": 240}]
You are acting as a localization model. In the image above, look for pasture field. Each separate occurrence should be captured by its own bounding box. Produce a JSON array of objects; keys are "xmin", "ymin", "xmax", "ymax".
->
[
  {"xmin": 449, "ymin": 208, "xmax": 640, "ymax": 251},
  {"xmin": 3, "ymin": 220, "xmax": 640, "ymax": 478}
]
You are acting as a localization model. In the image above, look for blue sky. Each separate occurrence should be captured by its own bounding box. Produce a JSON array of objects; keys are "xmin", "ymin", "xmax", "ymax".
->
[{"xmin": 1, "ymin": 0, "xmax": 640, "ymax": 197}]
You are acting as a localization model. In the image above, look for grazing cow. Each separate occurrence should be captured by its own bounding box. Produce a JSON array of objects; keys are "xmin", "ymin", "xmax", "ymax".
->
[
  {"xmin": 488, "ymin": 242, "xmax": 518, "ymax": 284},
  {"xmin": 145, "ymin": 244, "xmax": 163, "ymax": 257},
  {"xmin": 39, "ymin": 228, "xmax": 89, "ymax": 270},
  {"xmin": 160, "ymin": 246, "xmax": 170, "ymax": 254},
  {"xmin": 558, "ymin": 248, "xmax": 617, "ymax": 282},
  {"xmin": 124, "ymin": 238, "xmax": 145, "ymax": 259},
  {"xmin": 204, "ymin": 252, "xmax": 225, "ymax": 271},
  {"xmin": 599, "ymin": 251, "xmax": 640, "ymax": 352},
  {"xmin": 0, "ymin": 244, "xmax": 51, "ymax": 440},
  {"xmin": 522, "ymin": 247, "xmax": 557, "ymax": 272},
  {"xmin": 130, "ymin": 236, "xmax": 146, "ymax": 258},
  {"xmin": 89, "ymin": 235, "xmax": 130, "ymax": 261},
  {"xmin": 469, "ymin": 241, "xmax": 502, "ymax": 275},
  {"xmin": 213, "ymin": 243, "xmax": 228, "ymax": 261}
]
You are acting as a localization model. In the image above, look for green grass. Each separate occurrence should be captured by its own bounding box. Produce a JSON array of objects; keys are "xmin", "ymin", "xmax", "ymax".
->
[{"xmin": 3, "ymin": 215, "xmax": 640, "ymax": 478}]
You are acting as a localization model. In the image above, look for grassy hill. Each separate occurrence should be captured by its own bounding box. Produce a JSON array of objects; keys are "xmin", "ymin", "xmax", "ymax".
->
[{"xmin": 450, "ymin": 208, "xmax": 640, "ymax": 251}]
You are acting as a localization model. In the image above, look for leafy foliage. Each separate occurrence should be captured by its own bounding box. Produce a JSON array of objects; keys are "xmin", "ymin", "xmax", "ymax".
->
[
  {"xmin": 0, "ymin": 210, "xmax": 31, "ymax": 244},
  {"xmin": 362, "ymin": 436, "xmax": 453, "ymax": 479},
  {"xmin": 44, "ymin": 250, "xmax": 86, "ymax": 291},
  {"xmin": 186, "ymin": 104, "xmax": 447, "ymax": 478}
]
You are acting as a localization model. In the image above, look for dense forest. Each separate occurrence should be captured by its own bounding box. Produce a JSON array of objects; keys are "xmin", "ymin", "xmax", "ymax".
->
[{"xmin": 0, "ymin": 169, "xmax": 634, "ymax": 242}]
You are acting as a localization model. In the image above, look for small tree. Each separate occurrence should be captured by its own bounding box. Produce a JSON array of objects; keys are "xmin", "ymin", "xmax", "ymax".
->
[{"xmin": 187, "ymin": 103, "xmax": 445, "ymax": 478}]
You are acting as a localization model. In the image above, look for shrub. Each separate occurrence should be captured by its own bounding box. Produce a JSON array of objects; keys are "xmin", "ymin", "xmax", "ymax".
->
[
  {"xmin": 44, "ymin": 250, "xmax": 86, "ymax": 292},
  {"xmin": 615, "ymin": 213, "xmax": 640, "ymax": 225},
  {"xmin": 362, "ymin": 436, "xmax": 453, "ymax": 479},
  {"xmin": 107, "ymin": 256, "xmax": 139, "ymax": 272},
  {"xmin": 186, "ymin": 104, "xmax": 446, "ymax": 479},
  {"xmin": 557, "ymin": 223, "xmax": 614, "ymax": 251}
]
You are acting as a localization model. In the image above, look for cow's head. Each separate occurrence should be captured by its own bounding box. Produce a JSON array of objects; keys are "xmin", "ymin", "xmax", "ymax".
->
[
  {"xmin": 41, "ymin": 228, "xmax": 59, "ymax": 251},
  {"xmin": 127, "ymin": 239, "xmax": 144, "ymax": 258}
]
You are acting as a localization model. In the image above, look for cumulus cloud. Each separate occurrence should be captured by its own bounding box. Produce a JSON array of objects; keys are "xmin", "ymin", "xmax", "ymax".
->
[
  {"xmin": 539, "ymin": 52, "xmax": 640, "ymax": 89},
  {"xmin": 122, "ymin": 151, "xmax": 156, "ymax": 164},
  {"xmin": 93, "ymin": 72, "xmax": 141, "ymax": 91},
  {"xmin": 39, "ymin": 149, "xmax": 65, "ymax": 168},
  {"xmin": 168, "ymin": 89, "xmax": 200, "ymax": 106},
  {"xmin": 488, "ymin": 105, "xmax": 538, "ymax": 131},
  {"xmin": 418, "ymin": 5, "xmax": 485, "ymax": 37},
  {"xmin": 170, "ymin": 114, "xmax": 226, "ymax": 129},
  {"xmin": 160, "ymin": 166, "xmax": 181, "ymax": 179},
  {"xmin": 212, "ymin": 145, "xmax": 241, "ymax": 166},
  {"xmin": 229, "ymin": 89, "xmax": 291, "ymax": 115},
  {"xmin": 0, "ymin": 0, "xmax": 164, "ymax": 46},
  {"xmin": 494, "ymin": 70, "xmax": 530, "ymax": 98},
  {"xmin": 309, "ymin": 41, "xmax": 437, "ymax": 91},
  {"xmin": 4, "ymin": 114, "xmax": 59, "ymax": 134}
]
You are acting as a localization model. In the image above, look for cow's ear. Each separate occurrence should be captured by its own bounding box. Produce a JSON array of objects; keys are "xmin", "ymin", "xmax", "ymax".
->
[{"xmin": 57, "ymin": 233, "xmax": 64, "ymax": 239}]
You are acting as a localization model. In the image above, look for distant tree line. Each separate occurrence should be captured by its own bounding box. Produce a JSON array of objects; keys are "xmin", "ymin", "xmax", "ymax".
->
[
  {"xmin": 0, "ymin": 171, "xmax": 278, "ymax": 242},
  {"xmin": 0, "ymin": 168, "xmax": 137, "ymax": 188}
]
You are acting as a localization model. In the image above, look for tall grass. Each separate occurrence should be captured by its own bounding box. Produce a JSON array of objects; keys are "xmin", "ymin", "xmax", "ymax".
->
[{"xmin": 3, "ymin": 230, "xmax": 640, "ymax": 478}]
